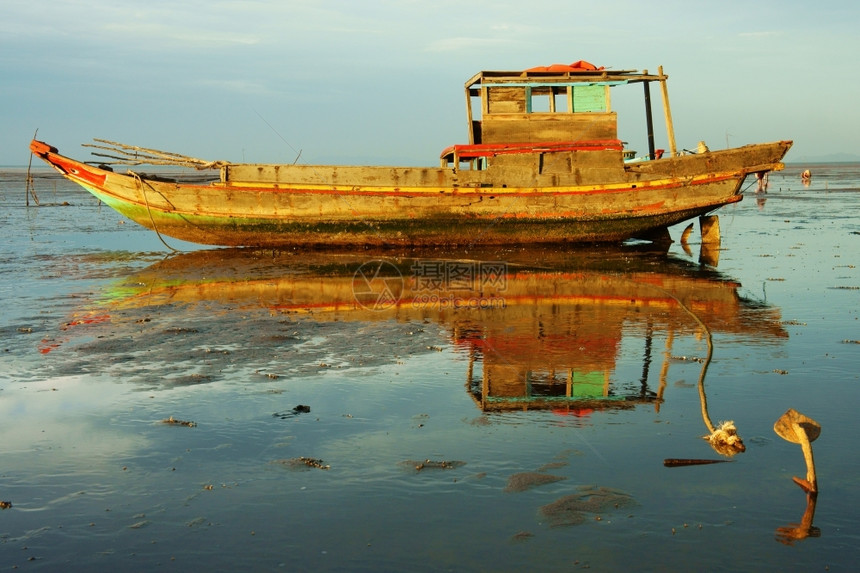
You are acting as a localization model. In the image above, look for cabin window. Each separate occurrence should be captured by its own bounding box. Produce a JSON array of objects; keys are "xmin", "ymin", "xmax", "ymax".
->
[
  {"xmin": 554, "ymin": 91, "xmax": 569, "ymax": 112},
  {"xmin": 459, "ymin": 159, "xmax": 483, "ymax": 171},
  {"xmin": 527, "ymin": 86, "xmax": 569, "ymax": 113},
  {"xmin": 527, "ymin": 87, "xmax": 550, "ymax": 113},
  {"xmin": 485, "ymin": 84, "xmax": 608, "ymax": 115},
  {"xmin": 529, "ymin": 89, "xmax": 551, "ymax": 113},
  {"xmin": 481, "ymin": 83, "xmax": 611, "ymax": 118}
]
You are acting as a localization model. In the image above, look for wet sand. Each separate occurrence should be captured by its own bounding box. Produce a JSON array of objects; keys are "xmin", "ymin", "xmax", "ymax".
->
[{"xmin": 1, "ymin": 164, "xmax": 858, "ymax": 570}]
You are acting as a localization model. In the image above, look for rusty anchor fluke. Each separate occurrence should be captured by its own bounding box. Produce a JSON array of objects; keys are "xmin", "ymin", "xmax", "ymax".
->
[{"xmin": 773, "ymin": 408, "xmax": 820, "ymax": 494}]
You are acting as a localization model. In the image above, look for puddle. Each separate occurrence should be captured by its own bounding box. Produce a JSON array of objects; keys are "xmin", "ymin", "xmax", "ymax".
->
[{"xmin": 0, "ymin": 166, "xmax": 858, "ymax": 570}]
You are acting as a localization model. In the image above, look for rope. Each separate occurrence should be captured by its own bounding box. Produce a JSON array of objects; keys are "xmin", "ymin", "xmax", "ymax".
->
[
  {"xmin": 690, "ymin": 305, "xmax": 717, "ymax": 434},
  {"xmin": 130, "ymin": 171, "xmax": 180, "ymax": 253},
  {"xmin": 656, "ymin": 280, "xmax": 746, "ymax": 455},
  {"xmin": 640, "ymin": 279, "xmax": 716, "ymax": 433}
]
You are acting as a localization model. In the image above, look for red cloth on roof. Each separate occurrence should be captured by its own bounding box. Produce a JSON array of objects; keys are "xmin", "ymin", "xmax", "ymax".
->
[{"xmin": 526, "ymin": 60, "xmax": 604, "ymax": 72}]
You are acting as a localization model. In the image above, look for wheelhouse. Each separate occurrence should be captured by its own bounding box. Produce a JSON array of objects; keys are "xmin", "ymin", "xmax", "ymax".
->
[{"xmin": 441, "ymin": 62, "xmax": 676, "ymax": 169}]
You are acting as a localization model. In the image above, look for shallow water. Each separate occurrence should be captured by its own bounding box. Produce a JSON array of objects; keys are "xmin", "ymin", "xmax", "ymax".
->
[{"xmin": 1, "ymin": 164, "xmax": 858, "ymax": 571}]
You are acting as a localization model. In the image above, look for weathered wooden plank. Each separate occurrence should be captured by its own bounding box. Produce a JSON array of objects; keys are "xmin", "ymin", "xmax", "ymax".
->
[
  {"xmin": 225, "ymin": 164, "xmax": 456, "ymax": 187},
  {"xmin": 540, "ymin": 150, "xmax": 623, "ymax": 173},
  {"xmin": 487, "ymin": 86, "xmax": 526, "ymax": 114},
  {"xmin": 481, "ymin": 113, "xmax": 617, "ymax": 144}
]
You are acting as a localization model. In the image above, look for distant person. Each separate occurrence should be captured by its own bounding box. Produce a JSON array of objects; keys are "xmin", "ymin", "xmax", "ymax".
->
[{"xmin": 755, "ymin": 171, "xmax": 769, "ymax": 193}]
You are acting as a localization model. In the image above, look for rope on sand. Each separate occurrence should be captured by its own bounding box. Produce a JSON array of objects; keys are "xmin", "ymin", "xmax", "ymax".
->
[{"xmin": 641, "ymin": 278, "xmax": 745, "ymax": 456}]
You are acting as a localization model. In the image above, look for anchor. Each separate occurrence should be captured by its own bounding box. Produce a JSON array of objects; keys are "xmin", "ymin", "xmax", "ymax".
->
[{"xmin": 774, "ymin": 408, "xmax": 820, "ymax": 494}]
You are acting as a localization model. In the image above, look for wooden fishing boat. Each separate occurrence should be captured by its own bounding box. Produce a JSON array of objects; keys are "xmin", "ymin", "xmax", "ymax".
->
[{"xmin": 29, "ymin": 61, "xmax": 792, "ymax": 247}]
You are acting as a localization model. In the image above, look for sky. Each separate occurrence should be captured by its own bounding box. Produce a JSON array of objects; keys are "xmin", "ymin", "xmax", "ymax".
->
[{"xmin": 2, "ymin": 0, "xmax": 858, "ymax": 166}]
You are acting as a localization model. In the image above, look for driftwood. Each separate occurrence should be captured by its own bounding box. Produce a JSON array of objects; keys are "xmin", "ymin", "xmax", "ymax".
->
[
  {"xmin": 161, "ymin": 415, "xmax": 197, "ymax": 427},
  {"xmin": 663, "ymin": 458, "xmax": 733, "ymax": 467},
  {"xmin": 82, "ymin": 138, "xmax": 229, "ymax": 170}
]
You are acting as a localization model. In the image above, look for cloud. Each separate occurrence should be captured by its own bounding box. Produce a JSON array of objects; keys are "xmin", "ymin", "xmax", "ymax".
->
[
  {"xmin": 2, "ymin": 0, "xmax": 859, "ymax": 163},
  {"xmin": 737, "ymin": 30, "xmax": 783, "ymax": 39},
  {"xmin": 425, "ymin": 37, "xmax": 521, "ymax": 53},
  {"xmin": 194, "ymin": 78, "xmax": 273, "ymax": 96},
  {"xmin": 101, "ymin": 22, "xmax": 261, "ymax": 49}
]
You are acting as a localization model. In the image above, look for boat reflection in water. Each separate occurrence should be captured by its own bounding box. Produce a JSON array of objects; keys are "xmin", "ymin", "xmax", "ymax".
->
[{"xmin": 106, "ymin": 246, "xmax": 786, "ymax": 443}]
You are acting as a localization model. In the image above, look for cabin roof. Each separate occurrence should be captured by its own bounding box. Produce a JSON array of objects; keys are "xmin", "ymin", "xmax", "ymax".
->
[{"xmin": 466, "ymin": 68, "xmax": 666, "ymax": 89}]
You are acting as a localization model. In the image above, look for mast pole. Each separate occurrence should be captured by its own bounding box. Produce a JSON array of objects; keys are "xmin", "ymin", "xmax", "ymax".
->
[
  {"xmin": 643, "ymin": 71, "xmax": 656, "ymax": 161},
  {"xmin": 658, "ymin": 66, "xmax": 677, "ymax": 158},
  {"xmin": 465, "ymin": 84, "xmax": 474, "ymax": 145}
]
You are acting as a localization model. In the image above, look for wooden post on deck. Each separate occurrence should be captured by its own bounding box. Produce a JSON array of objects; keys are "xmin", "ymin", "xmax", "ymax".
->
[
  {"xmin": 465, "ymin": 85, "xmax": 475, "ymax": 145},
  {"xmin": 643, "ymin": 74, "xmax": 656, "ymax": 161},
  {"xmin": 658, "ymin": 66, "xmax": 677, "ymax": 158}
]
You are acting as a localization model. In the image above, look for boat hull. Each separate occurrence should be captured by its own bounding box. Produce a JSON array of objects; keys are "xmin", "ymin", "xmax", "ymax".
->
[{"xmin": 29, "ymin": 140, "xmax": 791, "ymax": 247}]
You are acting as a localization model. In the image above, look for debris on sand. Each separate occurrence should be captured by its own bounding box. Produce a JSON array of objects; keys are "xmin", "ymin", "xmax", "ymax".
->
[
  {"xmin": 161, "ymin": 416, "xmax": 196, "ymax": 427},
  {"xmin": 504, "ymin": 472, "xmax": 567, "ymax": 493},
  {"xmin": 272, "ymin": 457, "xmax": 330, "ymax": 471},
  {"xmin": 400, "ymin": 459, "xmax": 466, "ymax": 472},
  {"xmin": 273, "ymin": 404, "xmax": 311, "ymax": 419},
  {"xmin": 536, "ymin": 461, "xmax": 568, "ymax": 472},
  {"xmin": 540, "ymin": 485, "xmax": 637, "ymax": 527},
  {"xmin": 663, "ymin": 458, "xmax": 733, "ymax": 467},
  {"xmin": 510, "ymin": 530, "xmax": 534, "ymax": 543}
]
